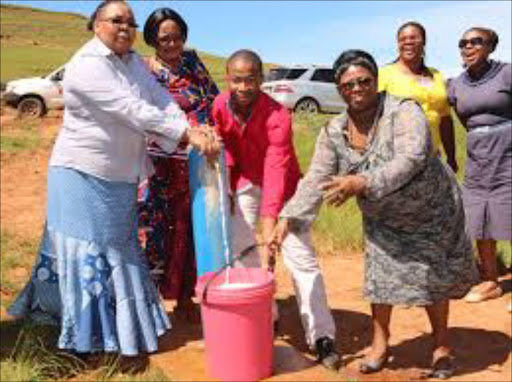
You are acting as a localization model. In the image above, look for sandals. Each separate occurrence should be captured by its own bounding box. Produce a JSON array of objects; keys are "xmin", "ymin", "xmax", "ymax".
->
[
  {"xmin": 429, "ymin": 355, "xmax": 456, "ymax": 379},
  {"xmin": 359, "ymin": 352, "xmax": 389, "ymax": 374},
  {"xmin": 464, "ymin": 282, "xmax": 503, "ymax": 303}
]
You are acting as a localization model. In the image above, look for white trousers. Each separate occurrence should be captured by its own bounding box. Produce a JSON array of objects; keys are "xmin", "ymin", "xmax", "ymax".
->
[{"xmin": 231, "ymin": 187, "xmax": 336, "ymax": 346}]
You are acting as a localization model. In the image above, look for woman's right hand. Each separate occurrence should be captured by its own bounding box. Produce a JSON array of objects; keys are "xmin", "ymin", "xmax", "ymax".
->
[
  {"xmin": 186, "ymin": 127, "xmax": 221, "ymax": 159},
  {"xmin": 269, "ymin": 218, "xmax": 290, "ymax": 252}
]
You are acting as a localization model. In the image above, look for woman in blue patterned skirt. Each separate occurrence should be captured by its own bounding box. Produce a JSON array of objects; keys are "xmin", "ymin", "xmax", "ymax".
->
[{"xmin": 8, "ymin": 0, "xmax": 218, "ymax": 357}]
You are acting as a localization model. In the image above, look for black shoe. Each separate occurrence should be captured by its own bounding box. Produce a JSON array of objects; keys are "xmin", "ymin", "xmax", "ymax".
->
[
  {"xmin": 429, "ymin": 355, "xmax": 456, "ymax": 379},
  {"xmin": 314, "ymin": 337, "xmax": 341, "ymax": 371}
]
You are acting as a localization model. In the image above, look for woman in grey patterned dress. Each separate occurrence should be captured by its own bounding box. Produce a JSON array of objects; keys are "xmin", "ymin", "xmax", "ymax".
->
[{"xmin": 271, "ymin": 50, "xmax": 478, "ymax": 378}]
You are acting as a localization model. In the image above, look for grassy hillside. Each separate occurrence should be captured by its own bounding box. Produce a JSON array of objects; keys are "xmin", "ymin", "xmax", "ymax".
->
[
  {"xmin": 0, "ymin": 4, "xmax": 510, "ymax": 381},
  {"xmin": 0, "ymin": 3, "xmax": 228, "ymax": 88}
]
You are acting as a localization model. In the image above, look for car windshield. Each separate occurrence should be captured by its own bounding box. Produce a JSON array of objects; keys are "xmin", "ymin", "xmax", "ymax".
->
[
  {"xmin": 48, "ymin": 67, "xmax": 65, "ymax": 81},
  {"xmin": 264, "ymin": 68, "xmax": 307, "ymax": 82}
]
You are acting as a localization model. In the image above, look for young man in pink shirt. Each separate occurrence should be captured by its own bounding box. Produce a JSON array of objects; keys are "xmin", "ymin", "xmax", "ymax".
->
[{"xmin": 212, "ymin": 50, "xmax": 340, "ymax": 370}]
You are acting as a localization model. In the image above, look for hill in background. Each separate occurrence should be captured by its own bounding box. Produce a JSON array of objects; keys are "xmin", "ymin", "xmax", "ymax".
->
[{"xmin": 0, "ymin": 3, "xmax": 228, "ymax": 88}]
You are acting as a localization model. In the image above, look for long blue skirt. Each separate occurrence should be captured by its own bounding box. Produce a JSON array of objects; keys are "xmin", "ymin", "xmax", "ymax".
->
[{"xmin": 8, "ymin": 166, "xmax": 171, "ymax": 355}]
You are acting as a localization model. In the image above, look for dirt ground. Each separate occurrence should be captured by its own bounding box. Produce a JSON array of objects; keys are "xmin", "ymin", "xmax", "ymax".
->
[{"xmin": 1, "ymin": 110, "xmax": 511, "ymax": 381}]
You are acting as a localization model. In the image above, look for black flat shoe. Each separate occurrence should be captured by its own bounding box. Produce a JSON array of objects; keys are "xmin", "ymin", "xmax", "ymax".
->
[
  {"xmin": 314, "ymin": 337, "xmax": 341, "ymax": 371},
  {"xmin": 359, "ymin": 353, "xmax": 388, "ymax": 374},
  {"xmin": 430, "ymin": 355, "xmax": 456, "ymax": 379}
]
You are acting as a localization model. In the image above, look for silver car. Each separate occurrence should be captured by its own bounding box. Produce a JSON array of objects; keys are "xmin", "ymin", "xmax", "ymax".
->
[{"xmin": 262, "ymin": 65, "xmax": 346, "ymax": 114}]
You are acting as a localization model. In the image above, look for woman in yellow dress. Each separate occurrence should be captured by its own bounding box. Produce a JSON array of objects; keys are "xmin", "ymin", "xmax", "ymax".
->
[{"xmin": 379, "ymin": 21, "xmax": 458, "ymax": 173}]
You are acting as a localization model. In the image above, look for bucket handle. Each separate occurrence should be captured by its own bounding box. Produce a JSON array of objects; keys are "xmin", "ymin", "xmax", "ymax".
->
[{"xmin": 201, "ymin": 243, "xmax": 274, "ymax": 303}]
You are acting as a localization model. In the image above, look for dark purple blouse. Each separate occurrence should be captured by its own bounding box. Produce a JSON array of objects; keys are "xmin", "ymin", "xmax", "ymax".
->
[{"xmin": 448, "ymin": 60, "xmax": 511, "ymax": 130}]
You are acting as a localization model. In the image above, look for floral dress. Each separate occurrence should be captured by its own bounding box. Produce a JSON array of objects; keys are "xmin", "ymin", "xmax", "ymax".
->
[
  {"xmin": 138, "ymin": 50, "xmax": 219, "ymax": 299},
  {"xmin": 280, "ymin": 93, "xmax": 478, "ymax": 305}
]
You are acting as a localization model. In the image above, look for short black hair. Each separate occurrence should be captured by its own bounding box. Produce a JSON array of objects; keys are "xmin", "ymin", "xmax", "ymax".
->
[
  {"xmin": 86, "ymin": 0, "xmax": 128, "ymax": 31},
  {"xmin": 465, "ymin": 26, "xmax": 499, "ymax": 52},
  {"xmin": 333, "ymin": 49, "xmax": 378, "ymax": 83},
  {"xmin": 397, "ymin": 21, "xmax": 427, "ymax": 45},
  {"xmin": 226, "ymin": 49, "xmax": 263, "ymax": 74},
  {"xmin": 143, "ymin": 7, "xmax": 188, "ymax": 48},
  {"xmin": 393, "ymin": 21, "xmax": 428, "ymax": 69}
]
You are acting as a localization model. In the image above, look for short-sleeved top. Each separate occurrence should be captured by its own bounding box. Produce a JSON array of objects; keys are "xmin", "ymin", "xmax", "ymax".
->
[
  {"xmin": 212, "ymin": 91, "xmax": 301, "ymax": 218},
  {"xmin": 447, "ymin": 60, "xmax": 511, "ymax": 129},
  {"xmin": 379, "ymin": 64, "xmax": 451, "ymax": 154}
]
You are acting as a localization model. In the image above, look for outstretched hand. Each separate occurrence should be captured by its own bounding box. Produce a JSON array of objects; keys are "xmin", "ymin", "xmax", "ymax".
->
[{"xmin": 319, "ymin": 174, "xmax": 367, "ymax": 207}]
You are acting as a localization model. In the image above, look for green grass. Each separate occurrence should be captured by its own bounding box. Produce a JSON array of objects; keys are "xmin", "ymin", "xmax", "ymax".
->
[
  {"xmin": 0, "ymin": 4, "xmax": 90, "ymax": 82},
  {"xmin": 292, "ymin": 113, "xmax": 364, "ymax": 253},
  {"xmin": 0, "ymin": 230, "xmax": 39, "ymax": 305},
  {"xmin": 0, "ymin": 322, "xmax": 86, "ymax": 382},
  {"xmin": 0, "ymin": 117, "xmax": 43, "ymax": 153},
  {"xmin": 0, "ymin": 45, "xmax": 79, "ymax": 81},
  {"xmin": 0, "ymin": 320, "xmax": 171, "ymax": 382},
  {"xmin": 0, "ymin": 3, "xmax": 226, "ymax": 88}
]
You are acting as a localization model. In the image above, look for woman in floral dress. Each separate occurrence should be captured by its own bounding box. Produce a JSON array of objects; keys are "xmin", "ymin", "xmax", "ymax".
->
[{"xmin": 138, "ymin": 8, "xmax": 219, "ymax": 320}]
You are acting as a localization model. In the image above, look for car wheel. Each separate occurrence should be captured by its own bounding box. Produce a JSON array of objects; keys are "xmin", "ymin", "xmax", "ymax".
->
[
  {"xmin": 17, "ymin": 96, "xmax": 45, "ymax": 118},
  {"xmin": 294, "ymin": 97, "xmax": 320, "ymax": 114}
]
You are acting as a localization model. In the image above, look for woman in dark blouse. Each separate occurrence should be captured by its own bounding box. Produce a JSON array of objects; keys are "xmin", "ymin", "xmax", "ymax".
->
[{"xmin": 448, "ymin": 27, "xmax": 511, "ymax": 305}]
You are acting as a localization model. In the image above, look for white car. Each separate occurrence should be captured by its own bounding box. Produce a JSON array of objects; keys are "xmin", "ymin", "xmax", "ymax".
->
[
  {"xmin": 262, "ymin": 65, "xmax": 346, "ymax": 114},
  {"xmin": 3, "ymin": 65, "xmax": 65, "ymax": 118}
]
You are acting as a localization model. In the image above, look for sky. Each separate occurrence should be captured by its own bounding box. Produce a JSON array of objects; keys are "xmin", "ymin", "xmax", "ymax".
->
[{"xmin": 2, "ymin": 0, "xmax": 511, "ymax": 78}]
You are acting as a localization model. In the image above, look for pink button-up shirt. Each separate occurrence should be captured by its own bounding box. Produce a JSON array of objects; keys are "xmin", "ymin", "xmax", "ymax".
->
[{"xmin": 212, "ymin": 91, "xmax": 301, "ymax": 218}]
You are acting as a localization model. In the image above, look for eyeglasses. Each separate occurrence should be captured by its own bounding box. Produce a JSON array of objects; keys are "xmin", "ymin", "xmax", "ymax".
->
[
  {"xmin": 458, "ymin": 37, "xmax": 486, "ymax": 49},
  {"xmin": 339, "ymin": 76, "xmax": 374, "ymax": 92},
  {"xmin": 157, "ymin": 33, "xmax": 183, "ymax": 46},
  {"xmin": 99, "ymin": 17, "xmax": 138, "ymax": 29}
]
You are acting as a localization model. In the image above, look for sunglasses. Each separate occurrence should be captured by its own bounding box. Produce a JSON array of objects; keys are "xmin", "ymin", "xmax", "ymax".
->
[
  {"xmin": 100, "ymin": 17, "xmax": 139, "ymax": 29},
  {"xmin": 458, "ymin": 37, "xmax": 486, "ymax": 49},
  {"xmin": 339, "ymin": 76, "xmax": 374, "ymax": 92}
]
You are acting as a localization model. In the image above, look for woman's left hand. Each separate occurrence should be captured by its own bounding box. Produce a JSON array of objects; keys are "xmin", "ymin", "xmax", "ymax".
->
[{"xmin": 319, "ymin": 174, "xmax": 367, "ymax": 207}]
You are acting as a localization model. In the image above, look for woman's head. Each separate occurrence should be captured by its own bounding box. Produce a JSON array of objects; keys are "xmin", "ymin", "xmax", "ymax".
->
[
  {"xmin": 396, "ymin": 21, "xmax": 426, "ymax": 66},
  {"xmin": 333, "ymin": 50, "xmax": 379, "ymax": 112},
  {"xmin": 459, "ymin": 27, "xmax": 498, "ymax": 70},
  {"xmin": 87, "ymin": 0, "xmax": 137, "ymax": 56},
  {"xmin": 144, "ymin": 8, "xmax": 188, "ymax": 64}
]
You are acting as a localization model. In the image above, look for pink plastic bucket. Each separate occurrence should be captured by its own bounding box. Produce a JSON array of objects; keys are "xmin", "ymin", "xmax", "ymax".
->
[{"xmin": 196, "ymin": 267, "xmax": 275, "ymax": 381}]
